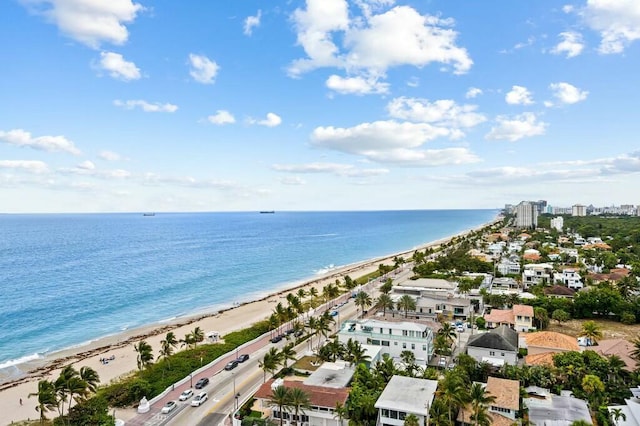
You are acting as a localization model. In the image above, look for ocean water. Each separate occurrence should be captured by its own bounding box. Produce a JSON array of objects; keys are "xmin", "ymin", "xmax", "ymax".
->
[{"xmin": 0, "ymin": 209, "xmax": 497, "ymax": 375}]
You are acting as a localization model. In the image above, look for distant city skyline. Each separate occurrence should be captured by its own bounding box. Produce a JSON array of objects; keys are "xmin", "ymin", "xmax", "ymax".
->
[{"xmin": 1, "ymin": 1, "xmax": 639, "ymax": 213}]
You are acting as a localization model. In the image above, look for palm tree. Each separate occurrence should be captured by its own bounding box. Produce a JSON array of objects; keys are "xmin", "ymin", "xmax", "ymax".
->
[
  {"xmin": 380, "ymin": 279, "xmax": 393, "ymax": 294},
  {"xmin": 580, "ymin": 320, "xmax": 603, "ymax": 345},
  {"xmin": 55, "ymin": 365, "xmax": 83, "ymax": 414},
  {"xmin": 345, "ymin": 338, "xmax": 369, "ymax": 366},
  {"xmin": 631, "ymin": 336, "xmax": 640, "ymax": 361},
  {"xmin": 617, "ymin": 275, "xmax": 639, "ymax": 300},
  {"xmin": 79, "ymin": 366, "xmax": 100, "ymax": 395},
  {"xmin": 355, "ymin": 292, "xmax": 372, "ymax": 318},
  {"xmin": 158, "ymin": 331, "xmax": 178, "ymax": 369},
  {"xmin": 192, "ymin": 327, "xmax": 205, "ymax": 347},
  {"xmin": 435, "ymin": 371, "xmax": 467, "ymax": 425},
  {"xmin": 134, "ymin": 340, "xmax": 154, "ymax": 370},
  {"xmin": 334, "ymin": 401, "xmax": 349, "ymax": 426},
  {"xmin": 322, "ymin": 337, "xmax": 345, "ymax": 362},
  {"xmin": 468, "ymin": 382, "xmax": 496, "ymax": 426},
  {"xmin": 611, "ymin": 407, "xmax": 627, "ymax": 425},
  {"xmin": 396, "ymin": 294, "xmax": 417, "ymax": 318},
  {"xmin": 375, "ymin": 294, "xmax": 395, "ymax": 316},
  {"xmin": 297, "ymin": 288, "xmax": 307, "ymax": 302},
  {"xmin": 287, "ymin": 387, "xmax": 311, "ymax": 425},
  {"xmin": 28, "ymin": 379, "xmax": 58, "ymax": 424},
  {"xmin": 607, "ymin": 355, "xmax": 627, "ymax": 384},
  {"xmin": 438, "ymin": 322, "xmax": 457, "ymax": 343},
  {"xmin": 309, "ymin": 287, "xmax": 319, "ymax": 307},
  {"xmin": 404, "ymin": 413, "xmax": 420, "ymax": 426},
  {"xmin": 281, "ymin": 342, "xmax": 297, "ymax": 369},
  {"xmin": 259, "ymin": 347, "xmax": 282, "ymax": 382},
  {"xmin": 307, "ymin": 316, "xmax": 318, "ymax": 350},
  {"xmin": 268, "ymin": 385, "xmax": 291, "ymax": 426}
]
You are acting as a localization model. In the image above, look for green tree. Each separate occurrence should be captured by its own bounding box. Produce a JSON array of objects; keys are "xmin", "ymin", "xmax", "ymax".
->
[
  {"xmin": 582, "ymin": 374, "xmax": 605, "ymax": 407},
  {"xmin": 287, "ymin": 387, "xmax": 311, "ymax": 425},
  {"xmin": 334, "ymin": 401, "xmax": 349, "ymax": 426},
  {"xmin": 260, "ymin": 347, "xmax": 282, "ymax": 383},
  {"xmin": 64, "ymin": 395, "xmax": 115, "ymax": 426},
  {"xmin": 28, "ymin": 379, "xmax": 58, "ymax": 424},
  {"xmin": 396, "ymin": 294, "xmax": 417, "ymax": 318},
  {"xmin": 79, "ymin": 366, "xmax": 100, "ymax": 396},
  {"xmin": 552, "ymin": 309, "xmax": 571, "ymax": 324},
  {"xmin": 611, "ymin": 407, "xmax": 627, "ymax": 425},
  {"xmin": 468, "ymin": 382, "xmax": 496, "ymax": 426},
  {"xmin": 268, "ymin": 386, "xmax": 291, "ymax": 426},
  {"xmin": 534, "ymin": 307, "xmax": 550, "ymax": 330},
  {"xmin": 404, "ymin": 413, "xmax": 420, "ymax": 426},
  {"xmin": 436, "ymin": 371, "xmax": 467, "ymax": 425},
  {"xmin": 380, "ymin": 279, "xmax": 393, "ymax": 294},
  {"xmin": 192, "ymin": 326, "xmax": 205, "ymax": 347},
  {"xmin": 133, "ymin": 340, "xmax": 154, "ymax": 371},
  {"xmin": 158, "ymin": 332, "xmax": 178, "ymax": 369},
  {"xmin": 375, "ymin": 294, "xmax": 395, "ymax": 316},
  {"xmin": 580, "ymin": 320, "xmax": 603, "ymax": 345},
  {"xmin": 280, "ymin": 342, "xmax": 297, "ymax": 369},
  {"xmin": 355, "ymin": 292, "xmax": 373, "ymax": 318},
  {"xmin": 345, "ymin": 338, "xmax": 369, "ymax": 366},
  {"xmin": 438, "ymin": 322, "xmax": 457, "ymax": 343}
]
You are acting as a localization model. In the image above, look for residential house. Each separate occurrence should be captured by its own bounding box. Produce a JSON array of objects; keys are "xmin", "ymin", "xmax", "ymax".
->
[
  {"xmin": 524, "ymin": 387, "xmax": 592, "ymax": 425},
  {"xmin": 254, "ymin": 376, "xmax": 350, "ymax": 426},
  {"xmin": 484, "ymin": 304, "xmax": 534, "ymax": 332},
  {"xmin": 391, "ymin": 278, "xmax": 472, "ymax": 321},
  {"xmin": 458, "ymin": 377, "xmax": 520, "ymax": 425},
  {"xmin": 543, "ymin": 285, "xmax": 576, "ymax": 298},
  {"xmin": 588, "ymin": 268, "xmax": 631, "ymax": 285},
  {"xmin": 523, "ymin": 249, "xmax": 542, "ymax": 262},
  {"xmin": 521, "ymin": 331, "xmax": 579, "ymax": 357},
  {"xmin": 595, "ymin": 339, "xmax": 638, "ymax": 371},
  {"xmin": 522, "ymin": 263, "xmax": 554, "ymax": 287},
  {"xmin": 374, "ymin": 375, "xmax": 437, "ymax": 426},
  {"xmin": 338, "ymin": 319, "xmax": 434, "ymax": 364},
  {"xmin": 490, "ymin": 277, "xmax": 520, "ymax": 294},
  {"xmin": 554, "ymin": 268, "xmax": 583, "ymax": 290},
  {"xmin": 608, "ymin": 386, "xmax": 640, "ymax": 426},
  {"xmin": 496, "ymin": 258, "xmax": 521, "ymax": 275},
  {"xmin": 466, "ymin": 325, "xmax": 519, "ymax": 367}
]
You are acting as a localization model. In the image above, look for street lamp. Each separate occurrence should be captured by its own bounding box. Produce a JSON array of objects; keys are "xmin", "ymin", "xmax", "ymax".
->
[
  {"xmin": 233, "ymin": 372, "xmax": 236, "ymax": 396},
  {"xmin": 235, "ymin": 393, "xmax": 240, "ymax": 409},
  {"xmin": 189, "ymin": 373, "xmax": 193, "ymax": 388}
]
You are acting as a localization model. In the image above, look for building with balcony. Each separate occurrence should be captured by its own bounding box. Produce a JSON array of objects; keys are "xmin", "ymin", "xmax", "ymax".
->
[
  {"xmin": 338, "ymin": 319, "xmax": 434, "ymax": 364},
  {"xmin": 484, "ymin": 304, "xmax": 534, "ymax": 332},
  {"xmin": 554, "ymin": 268, "xmax": 583, "ymax": 290},
  {"xmin": 375, "ymin": 376, "xmax": 437, "ymax": 426},
  {"xmin": 515, "ymin": 202, "xmax": 538, "ymax": 228},
  {"xmin": 522, "ymin": 263, "xmax": 554, "ymax": 287}
]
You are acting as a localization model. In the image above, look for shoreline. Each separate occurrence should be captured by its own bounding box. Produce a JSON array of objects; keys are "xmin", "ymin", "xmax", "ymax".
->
[{"xmin": 0, "ymin": 216, "xmax": 500, "ymax": 423}]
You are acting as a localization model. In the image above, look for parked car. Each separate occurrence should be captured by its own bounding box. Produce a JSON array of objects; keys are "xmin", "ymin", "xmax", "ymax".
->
[
  {"xmin": 294, "ymin": 330, "xmax": 304, "ymax": 337},
  {"xmin": 224, "ymin": 360, "xmax": 239, "ymax": 371},
  {"xmin": 179, "ymin": 389, "xmax": 194, "ymax": 401},
  {"xmin": 456, "ymin": 325, "xmax": 465, "ymax": 333},
  {"xmin": 236, "ymin": 354, "xmax": 250, "ymax": 363},
  {"xmin": 161, "ymin": 400, "xmax": 178, "ymax": 414},
  {"xmin": 194, "ymin": 377, "xmax": 209, "ymax": 389},
  {"xmin": 191, "ymin": 392, "xmax": 208, "ymax": 407},
  {"xmin": 438, "ymin": 357, "xmax": 447, "ymax": 368},
  {"xmin": 270, "ymin": 335, "xmax": 283, "ymax": 343}
]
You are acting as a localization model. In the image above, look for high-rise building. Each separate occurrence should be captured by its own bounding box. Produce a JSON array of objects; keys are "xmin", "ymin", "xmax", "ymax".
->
[
  {"xmin": 572, "ymin": 204, "xmax": 587, "ymax": 217},
  {"xmin": 515, "ymin": 202, "xmax": 538, "ymax": 228}
]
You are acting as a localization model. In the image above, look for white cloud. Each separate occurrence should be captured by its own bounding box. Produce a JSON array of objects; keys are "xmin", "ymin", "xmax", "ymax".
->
[
  {"xmin": 113, "ymin": 99, "xmax": 178, "ymax": 112},
  {"xmin": 465, "ymin": 87, "xmax": 483, "ymax": 99},
  {"xmin": 0, "ymin": 160, "xmax": 49, "ymax": 173},
  {"xmin": 0, "ymin": 129, "xmax": 81, "ymax": 155},
  {"xmin": 272, "ymin": 162, "xmax": 389, "ymax": 177},
  {"xmin": 252, "ymin": 113, "xmax": 282, "ymax": 127},
  {"xmin": 485, "ymin": 112, "xmax": 547, "ymax": 142},
  {"xmin": 77, "ymin": 160, "xmax": 95, "ymax": 170},
  {"xmin": 207, "ymin": 110, "xmax": 236, "ymax": 125},
  {"xmin": 563, "ymin": 5, "xmax": 575, "ymax": 13},
  {"xmin": 549, "ymin": 82, "xmax": 589, "ymax": 105},
  {"xmin": 505, "ymin": 85, "xmax": 534, "ymax": 105},
  {"xmin": 326, "ymin": 74, "xmax": 389, "ymax": 95},
  {"xmin": 551, "ymin": 31, "xmax": 585, "ymax": 58},
  {"xmin": 288, "ymin": 2, "xmax": 472, "ymax": 80},
  {"xmin": 310, "ymin": 120, "xmax": 480, "ymax": 166},
  {"xmin": 582, "ymin": 0, "xmax": 640, "ymax": 54},
  {"xmin": 386, "ymin": 97, "xmax": 486, "ymax": 130},
  {"xmin": 97, "ymin": 51, "xmax": 141, "ymax": 81},
  {"xmin": 99, "ymin": 150, "xmax": 123, "ymax": 161},
  {"xmin": 278, "ymin": 176, "xmax": 306, "ymax": 185},
  {"xmin": 22, "ymin": 0, "xmax": 143, "ymax": 48},
  {"xmin": 188, "ymin": 54, "xmax": 219, "ymax": 84},
  {"xmin": 244, "ymin": 10, "xmax": 261, "ymax": 36}
]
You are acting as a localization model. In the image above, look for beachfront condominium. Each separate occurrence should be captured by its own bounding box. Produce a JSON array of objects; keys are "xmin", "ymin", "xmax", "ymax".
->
[
  {"xmin": 515, "ymin": 201, "xmax": 538, "ymax": 228},
  {"xmin": 338, "ymin": 319, "xmax": 434, "ymax": 365},
  {"xmin": 572, "ymin": 204, "xmax": 587, "ymax": 216}
]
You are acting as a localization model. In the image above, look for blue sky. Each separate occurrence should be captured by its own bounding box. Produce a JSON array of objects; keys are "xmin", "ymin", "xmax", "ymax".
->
[{"xmin": 1, "ymin": 0, "xmax": 639, "ymax": 213}]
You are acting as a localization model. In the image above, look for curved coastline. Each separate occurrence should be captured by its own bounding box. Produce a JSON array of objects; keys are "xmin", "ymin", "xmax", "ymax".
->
[{"xmin": 0, "ymin": 215, "xmax": 501, "ymax": 423}]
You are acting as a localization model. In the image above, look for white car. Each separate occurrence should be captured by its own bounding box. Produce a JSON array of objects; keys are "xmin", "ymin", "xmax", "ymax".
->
[
  {"xmin": 179, "ymin": 389, "xmax": 194, "ymax": 401},
  {"xmin": 161, "ymin": 400, "xmax": 177, "ymax": 414},
  {"xmin": 191, "ymin": 391, "xmax": 208, "ymax": 407}
]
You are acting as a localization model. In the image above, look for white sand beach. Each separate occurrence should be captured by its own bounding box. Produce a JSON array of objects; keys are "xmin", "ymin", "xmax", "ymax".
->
[{"xmin": 0, "ymin": 219, "xmax": 498, "ymax": 424}]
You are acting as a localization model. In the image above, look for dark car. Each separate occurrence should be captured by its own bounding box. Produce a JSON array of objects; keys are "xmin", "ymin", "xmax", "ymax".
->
[
  {"xmin": 236, "ymin": 354, "xmax": 250, "ymax": 363},
  {"xmin": 270, "ymin": 335, "xmax": 283, "ymax": 343},
  {"xmin": 224, "ymin": 360, "xmax": 239, "ymax": 371},
  {"xmin": 194, "ymin": 377, "xmax": 209, "ymax": 389}
]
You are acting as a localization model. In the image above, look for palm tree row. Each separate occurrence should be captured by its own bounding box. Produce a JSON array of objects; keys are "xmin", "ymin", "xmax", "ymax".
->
[
  {"xmin": 28, "ymin": 365, "xmax": 100, "ymax": 424},
  {"xmin": 268, "ymin": 385, "xmax": 311, "ymax": 426},
  {"xmin": 434, "ymin": 371, "xmax": 496, "ymax": 426},
  {"xmin": 317, "ymin": 337, "xmax": 370, "ymax": 366},
  {"xmin": 133, "ymin": 326, "xmax": 205, "ymax": 372},
  {"xmin": 259, "ymin": 342, "xmax": 298, "ymax": 382}
]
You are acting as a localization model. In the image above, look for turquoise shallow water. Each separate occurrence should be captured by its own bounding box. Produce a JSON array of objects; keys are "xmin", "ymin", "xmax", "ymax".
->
[{"xmin": 0, "ymin": 209, "xmax": 497, "ymax": 373}]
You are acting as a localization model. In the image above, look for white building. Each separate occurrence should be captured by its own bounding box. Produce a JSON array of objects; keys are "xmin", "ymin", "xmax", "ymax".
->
[
  {"xmin": 572, "ymin": 204, "xmax": 587, "ymax": 217},
  {"xmin": 338, "ymin": 319, "xmax": 434, "ymax": 364},
  {"xmin": 522, "ymin": 263, "xmax": 554, "ymax": 287},
  {"xmin": 497, "ymin": 258, "xmax": 521, "ymax": 275},
  {"xmin": 550, "ymin": 216, "xmax": 564, "ymax": 232},
  {"xmin": 516, "ymin": 202, "xmax": 538, "ymax": 228},
  {"xmin": 375, "ymin": 376, "xmax": 437, "ymax": 426},
  {"xmin": 554, "ymin": 268, "xmax": 583, "ymax": 290}
]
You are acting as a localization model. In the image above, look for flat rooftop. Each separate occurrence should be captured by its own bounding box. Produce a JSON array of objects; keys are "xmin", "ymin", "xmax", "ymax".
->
[
  {"xmin": 304, "ymin": 362, "xmax": 355, "ymax": 388},
  {"xmin": 374, "ymin": 375, "xmax": 438, "ymax": 416}
]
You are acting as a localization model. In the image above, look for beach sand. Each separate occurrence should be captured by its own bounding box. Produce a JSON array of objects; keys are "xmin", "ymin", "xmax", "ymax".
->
[{"xmin": 0, "ymin": 219, "xmax": 498, "ymax": 424}]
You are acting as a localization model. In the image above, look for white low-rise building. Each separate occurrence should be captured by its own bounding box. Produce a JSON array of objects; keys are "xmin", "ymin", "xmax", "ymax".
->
[
  {"xmin": 522, "ymin": 263, "xmax": 554, "ymax": 287},
  {"xmin": 375, "ymin": 376, "xmax": 437, "ymax": 426},
  {"xmin": 554, "ymin": 268, "xmax": 583, "ymax": 290}
]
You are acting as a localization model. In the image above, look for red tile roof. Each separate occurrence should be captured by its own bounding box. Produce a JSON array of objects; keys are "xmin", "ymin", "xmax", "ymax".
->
[
  {"xmin": 523, "ymin": 331, "xmax": 579, "ymax": 351},
  {"xmin": 254, "ymin": 379, "xmax": 349, "ymax": 408},
  {"xmin": 487, "ymin": 377, "xmax": 520, "ymax": 410},
  {"xmin": 595, "ymin": 339, "xmax": 638, "ymax": 371}
]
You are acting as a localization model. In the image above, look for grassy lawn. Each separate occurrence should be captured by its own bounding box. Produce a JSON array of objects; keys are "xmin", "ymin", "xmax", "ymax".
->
[
  {"xmin": 547, "ymin": 318, "xmax": 640, "ymax": 341},
  {"xmin": 292, "ymin": 355, "xmax": 322, "ymax": 371}
]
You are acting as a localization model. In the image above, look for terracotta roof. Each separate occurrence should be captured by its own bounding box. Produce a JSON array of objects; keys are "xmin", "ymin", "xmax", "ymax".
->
[
  {"xmin": 525, "ymin": 351, "xmax": 556, "ymax": 366},
  {"xmin": 583, "ymin": 242, "xmax": 612, "ymax": 250},
  {"xmin": 595, "ymin": 339, "xmax": 638, "ymax": 371},
  {"xmin": 588, "ymin": 271, "xmax": 628, "ymax": 283},
  {"xmin": 484, "ymin": 309, "xmax": 514, "ymax": 325},
  {"xmin": 513, "ymin": 304, "xmax": 534, "ymax": 317},
  {"xmin": 255, "ymin": 379, "xmax": 349, "ymax": 408},
  {"xmin": 523, "ymin": 331, "xmax": 579, "ymax": 351},
  {"xmin": 487, "ymin": 377, "xmax": 520, "ymax": 410},
  {"xmin": 523, "ymin": 253, "xmax": 541, "ymax": 261},
  {"xmin": 543, "ymin": 285, "xmax": 576, "ymax": 297},
  {"xmin": 458, "ymin": 407, "xmax": 514, "ymax": 426}
]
